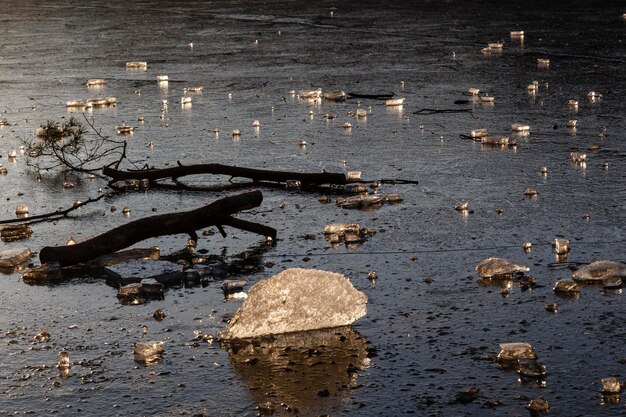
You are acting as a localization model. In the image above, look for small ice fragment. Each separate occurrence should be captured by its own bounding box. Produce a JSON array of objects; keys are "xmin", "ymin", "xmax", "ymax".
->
[
  {"xmin": 231, "ymin": 129, "xmax": 241, "ymax": 137},
  {"xmin": 133, "ymin": 341, "xmax": 164, "ymax": 364},
  {"xmin": 323, "ymin": 223, "xmax": 360, "ymax": 237},
  {"xmin": 356, "ymin": 109, "xmax": 367, "ymax": 118},
  {"xmin": 488, "ymin": 42, "xmax": 503, "ymax": 49},
  {"xmin": 552, "ymin": 238, "xmax": 569, "ymax": 254},
  {"xmin": 468, "ymin": 87, "xmax": 480, "ymax": 96},
  {"xmin": 454, "ymin": 202, "xmax": 469, "ymax": 212},
  {"xmin": 346, "ymin": 171, "xmax": 361, "ymax": 181},
  {"xmin": 568, "ymin": 99, "xmax": 578, "ymax": 107},
  {"xmin": 480, "ymin": 96, "xmax": 494, "ymax": 103},
  {"xmin": 523, "ymin": 188, "xmax": 538, "ymax": 196},
  {"xmin": 343, "ymin": 122, "xmax": 352, "ymax": 129},
  {"xmin": 537, "ymin": 58, "xmax": 550, "ymax": 68},
  {"xmin": 510, "ymin": 30, "xmax": 524, "ymax": 37},
  {"xmin": 8, "ymin": 149, "xmax": 17, "ymax": 158},
  {"xmin": 475, "ymin": 257, "xmax": 529, "ymax": 278},
  {"xmin": 481, "ymin": 136, "xmax": 509, "ymax": 146},
  {"xmin": 86, "ymin": 79, "xmax": 107, "ymax": 86},
  {"xmin": 116, "ymin": 125, "xmax": 134, "ymax": 135},
  {"xmin": 156, "ymin": 75, "xmax": 169, "ymax": 82},
  {"xmin": 323, "ymin": 90, "xmax": 346, "ymax": 101},
  {"xmin": 285, "ymin": 179, "xmax": 301, "ymax": 189},
  {"xmin": 66, "ymin": 100, "xmax": 85, "ymax": 108},
  {"xmin": 252, "ymin": 120, "xmax": 260, "ymax": 127},
  {"xmin": 553, "ymin": 279, "xmax": 579, "ymax": 294},
  {"xmin": 511, "ymin": 124, "xmax": 530, "ymax": 132},
  {"xmin": 126, "ymin": 61, "xmax": 148, "ymax": 69},
  {"xmin": 601, "ymin": 377, "xmax": 623, "ymax": 394},
  {"xmin": 299, "ymin": 89, "xmax": 322, "ymax": 99},
  {"xmin": 15, "ymin": 205, "xmax": 28, "ymax": 215},
  {"xmin": 523, "ymin": 242, "xmax": 532, "ymax": 252},
  {"xmin": 540, "ymin": 166, "xmax": 548, "ymax": 174},
  {"xmin": 470, "ymin": 128, "xmax": 488, "ymax": 138},
  {"xmin": 56, "ymin": 351, "xmax": 70, "ymax": 369},
  {"xmin": 184, "ymin": 86, "xmax": 203, "ymax": 93},
  {"xmin": 567, "ymin": 120, "xmax": 577, "ymax": 128},
  {"xmin": 34, "ymin": 331, "xmax": 50, "ymax": 342},
  {"xmin": 181, "ymin": 96, "xmax": 192, "ymax": 104},
  {"xmin": 496, "ymin": 342, "xmax": 537, "ymax": 363},
  {"xmin": 526, "ymin": 398, "xmax": 549, "ymax": 414},
  {"xmin": 570, "ymin": 152, "xmax": 586, "ymax": 163},
  {"xmin": 385, "ymin": 98, "xmax": 404, "ymax": 106}
]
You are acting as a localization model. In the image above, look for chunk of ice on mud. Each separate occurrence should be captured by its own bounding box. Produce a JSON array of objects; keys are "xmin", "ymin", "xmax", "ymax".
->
[
  {"xmin": 133, "ymin": 341, "xmax": 164, "ymax": 364},
  {"xmin": 219, "ymin": 268, "xmax": 367, "ymax": 339},
  {"xmin": 0, "ymin": 248, "xmax": 32, "ymax": 269},
  {"xmin": 601, "ymin": 377, "xmax": 623, "ymax": 394},
  {"xmin": 475, "ymin": 257, "xmax": 529, "ymax": 278},
  {"xmin": 496, "ymin": 342, "xmax": 537, "ymax": 362},
  {"xmin": 572, "ymin": 260, "xmax": 626, "ymax": 283}
]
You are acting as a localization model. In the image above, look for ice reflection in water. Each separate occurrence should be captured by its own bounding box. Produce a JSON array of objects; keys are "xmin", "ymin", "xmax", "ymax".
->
[{"xmin": 223, "ymin": 327, "xmax": 369, "ymax": 414}]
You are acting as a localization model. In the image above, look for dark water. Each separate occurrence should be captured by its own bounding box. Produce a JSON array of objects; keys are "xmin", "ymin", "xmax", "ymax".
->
[{"xmin": 0, "ymin": 1, "xmax": 625, "ymax": 416}]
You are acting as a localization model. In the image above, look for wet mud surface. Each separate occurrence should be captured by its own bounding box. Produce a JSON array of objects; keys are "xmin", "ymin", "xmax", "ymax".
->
[{"xmin": 0, "ymin": 0, "xmax": 625, "ymax": 415}]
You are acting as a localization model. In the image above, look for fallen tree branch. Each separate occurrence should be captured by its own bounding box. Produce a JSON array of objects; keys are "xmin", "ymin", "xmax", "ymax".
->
[
  {"xmin": 39, "ymin": 190, "xmax": 275, "ymax": 266},
  {"xmin": 0, "ymin": 194, "xmax": 109, "ymax": 226},
  {"xmin": 413, "ymin": 108, "xmax": 473, "ymax": 115},
  {"xmin": 103, "ymin": 163, "xmax": 348, "ymax": 186},
  {"xmin": 347, "ymin": 91, "xmax": 395, "ymax": 100}
]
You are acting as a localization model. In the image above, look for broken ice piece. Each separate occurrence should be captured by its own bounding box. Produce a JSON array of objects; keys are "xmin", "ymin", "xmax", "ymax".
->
[
  {"xmin": 126, "ymin": 61, "xmax": 147, "ymax": 69},
  {"xmin": 537, "ymin": 58, "xmax": 550, "ymax": 68},
  {"xmin": 346, "ymin": 171, "xmax": 362, "ymax": 181},
  {"xmin": 156, "ymin": 75, "xmax": 169, "ymax": 82},
  {"xmin": 468, "ymin": 87, "xmax": 480, "ymax": 96},
  {"xmin": 497, "ymin": 342, "xmax": 537, "ymax": 363},
  {"xmin": 475, "ymin": 257, "xmax": 529, "ymax": 279},
  {"xmin": 480, "ymin": 96, "xmax": 495, "ymax": 103},
  {"xmin": 0, "ymin": 247, "xmax": 33, "ymax": 269},
  {"xmin": 181, "ymin": 96, "xmax": 192, "ymax": 104},
  {"xmin": 133, "ymin": 341, "xmax": 164, "ymax": 364},
  {"xmin": 116, "ymin": 125, "xmax": 134, "ymax": 135},
  {"xmin": 117, "ymin": 280, "xmax": 165, "ymax": 305},
  {"xmin": 323, "ymin": 223, "xmax": 360, "ymax": 237},
  {"xmin": 511, "ymin": 124, "xmax": 530, "ymax": 132},
  {"xmin": 523, "ymin": 188, "xmax": 538, "ymax": 197},
  {"xmin": 56, "ymin": 351, "xmax": 70, "ymax": 369},
  {"xmin": 86, "ymin": 79, "xmax": 107, "ymax": 86},
  {"xmin": 1, "ymin": 224, "xmax": 33, "ymax": 242},
  {"xmin": 385, "ymin": 98, "xmax": 404, "ymax": 106},
  {"xmin": 481, "ymin": 136, "xmax": 509, "ymax": 146},
  {"xmin": 299, "ymin": 89, "xmax": 322, "ymax": 99},
  {"xmin": 66, "ymin": 100, "xmax": 86, "ymax": 108},
  {"xmin": 572, "ymin": 260, "xmax": 626, "ymax": 283},
  {"xmin": 570, "ymin": 152, "xmax": 586, "ymax": 163},
  {"xmin": 567, "ymin": 120, "xmax": 577, "ymax": 128},
  {"xmin": 454, "ymin": 202, "xmax": 469, "ymax": 212},
  {"xmin": 601, "ymin": 377, "xmax": 623, "ymax": 394},
  {"xmin": 553, "ymin": 279, "xmax": 579, "ymax": 294},
  {"xmin": 526, "ymin": 398, "xmax": 549, "ymax": 415},
  {"xmin": 552, "ymin": 238, "xmax": 569, "ymax": 254},
  {"xmin": 470, "ymin": 128, "xmax": 488, "ymax": 138},
  {"xmin": 510, "ymin": 30, "xmax": 524, "ymax": 37}
]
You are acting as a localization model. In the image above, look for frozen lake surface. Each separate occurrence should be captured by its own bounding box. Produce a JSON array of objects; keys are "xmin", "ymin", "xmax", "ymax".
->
[{"xmin": 0, "ymin": 1, "xmax": 625, "ymax": 415}]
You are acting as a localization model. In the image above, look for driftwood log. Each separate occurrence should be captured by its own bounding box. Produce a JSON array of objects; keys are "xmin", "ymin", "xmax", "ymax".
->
[
  {"xmin": 39, "ymin": 190, "xmax": 275, "ymax": 267},
  {"xmin": 103, "ymin": 163, "xmax": 348, "ymax": 186}
]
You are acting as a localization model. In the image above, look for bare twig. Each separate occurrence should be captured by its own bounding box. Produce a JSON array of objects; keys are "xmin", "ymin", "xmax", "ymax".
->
[
  {"xmin": 0, "ymin": 193, "xmax": 109, "ymax": 226},
  {"xmin": 414, "ymin": 108, "xmax": 473, "ymax": 115}
]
